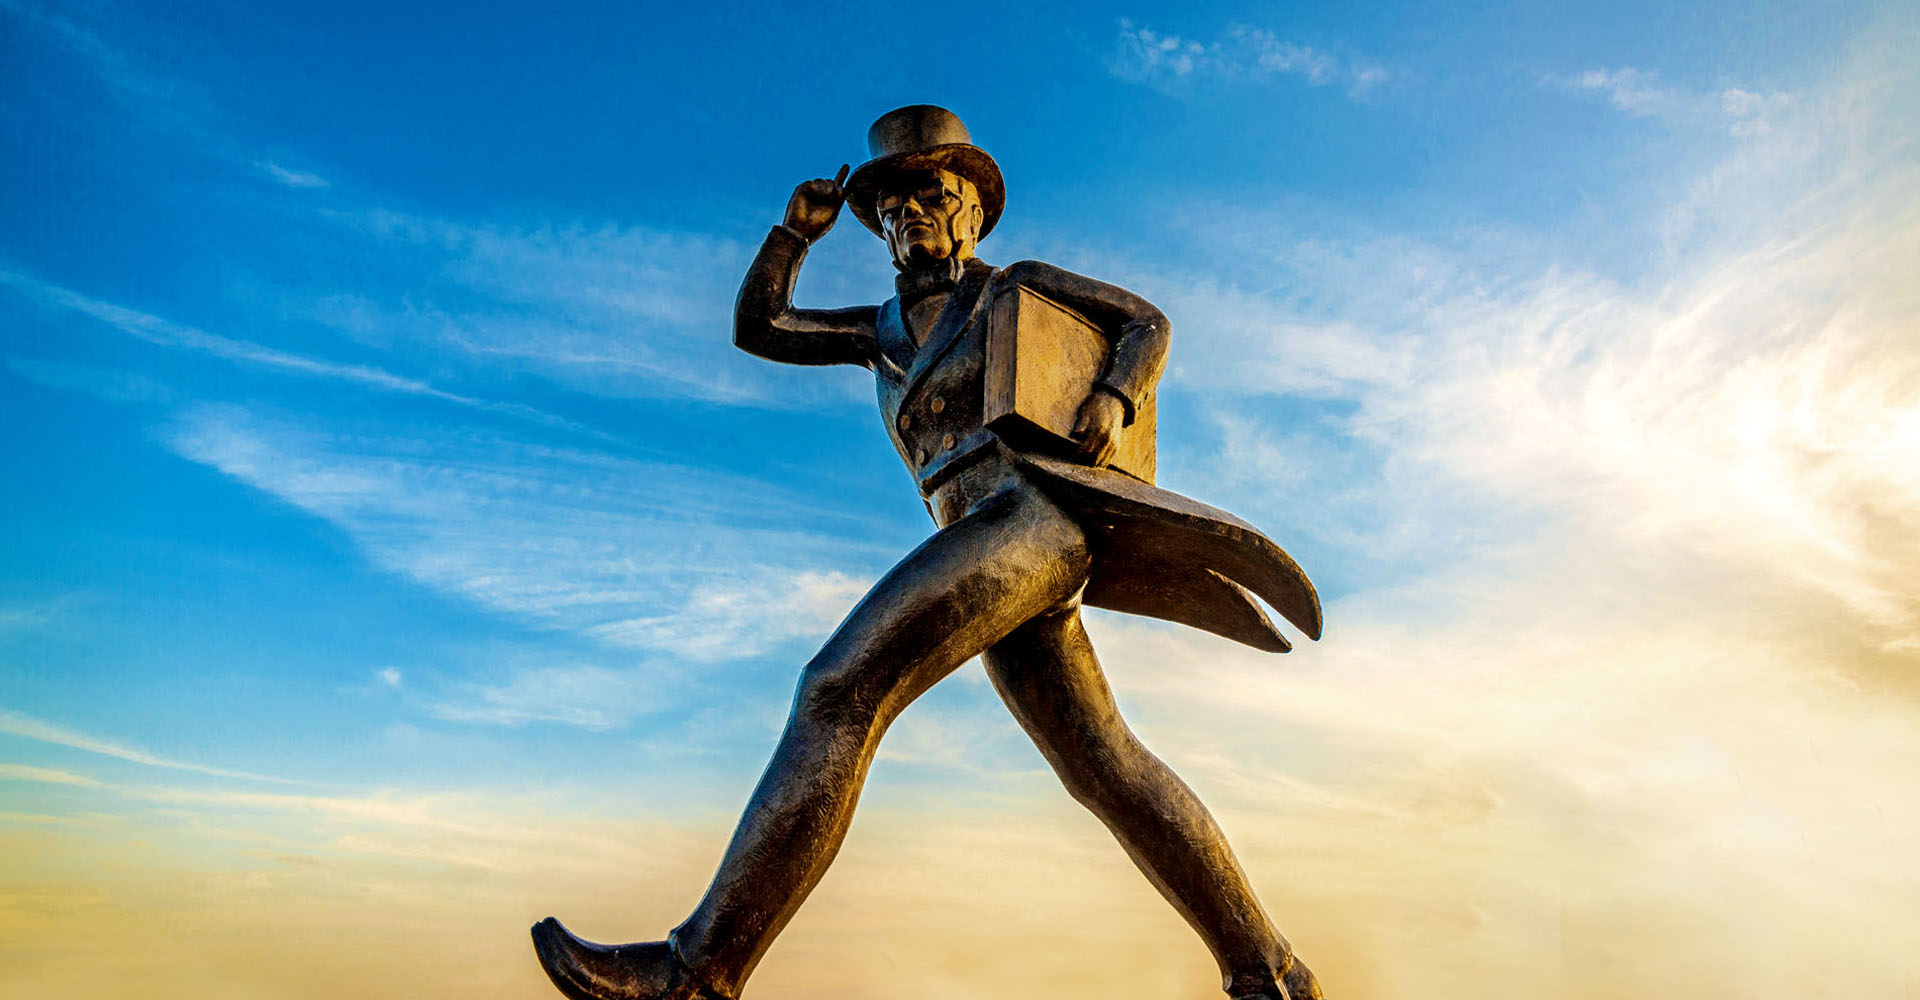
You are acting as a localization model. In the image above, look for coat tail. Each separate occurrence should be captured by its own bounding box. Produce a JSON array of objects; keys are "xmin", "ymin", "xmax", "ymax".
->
[{"xmin": 1015, "ymin": 453, "xmax": 1322, "ymax": 651}]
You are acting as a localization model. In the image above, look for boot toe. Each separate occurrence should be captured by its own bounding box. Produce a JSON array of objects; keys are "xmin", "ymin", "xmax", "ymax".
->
[{"xmin": 531, "ymin": 917, "xmax": 682, "ymax": 1000}]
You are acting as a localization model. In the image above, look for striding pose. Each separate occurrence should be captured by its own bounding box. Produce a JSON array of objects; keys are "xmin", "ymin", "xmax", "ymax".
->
[{"xmin": 533, "ymin": 105, "xmax": 1326, "ymax": 1000}]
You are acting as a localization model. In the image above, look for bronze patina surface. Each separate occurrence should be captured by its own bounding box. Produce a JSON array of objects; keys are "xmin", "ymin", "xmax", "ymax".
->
[{"xmin": 532, "ymin": 105, "xmax": 1326, "ymax": 1000}]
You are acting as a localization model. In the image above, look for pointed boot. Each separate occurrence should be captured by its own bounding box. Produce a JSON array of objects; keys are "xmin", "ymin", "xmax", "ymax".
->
[{"xmin": 531, "ymin": 917, "xmax": 729, "ymax": 1000}]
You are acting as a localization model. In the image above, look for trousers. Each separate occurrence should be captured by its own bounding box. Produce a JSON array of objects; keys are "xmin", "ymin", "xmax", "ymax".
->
[{"xmin": 667, "ymin": 454, "xmax": 1297, "ymax": 997}]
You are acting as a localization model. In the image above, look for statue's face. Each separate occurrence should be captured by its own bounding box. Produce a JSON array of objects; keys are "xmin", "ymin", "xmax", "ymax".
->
[{"xmin": 877, "ymin": 168, "xmax": 984, "ymax": 269}]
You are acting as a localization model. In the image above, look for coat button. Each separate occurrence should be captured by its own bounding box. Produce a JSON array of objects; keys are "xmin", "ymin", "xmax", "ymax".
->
[
  {"xmin": 897, "ymin": 414, "xmax": 910, "ymax": 432},
  {"xmin": 930, "ymin": 396, "xmax": 946, "ymax": 414},
  {"xmin": 915, "ymin": 448, "xmax": 928, "ymax": 465},
  {"xmin": 941, "ymin": 433, "xmax": 956, "ymax": 450}
]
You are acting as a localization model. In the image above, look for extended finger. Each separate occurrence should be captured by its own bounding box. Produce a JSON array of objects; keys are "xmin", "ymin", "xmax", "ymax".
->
[{"xmin": 833, "ymin": 163, "xmax": 850, "ymax": 188}]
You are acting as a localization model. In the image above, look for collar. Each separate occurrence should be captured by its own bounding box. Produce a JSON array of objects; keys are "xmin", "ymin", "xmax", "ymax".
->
[{"xmin": 895, "ymin": 256, "xmax": 991, "ymax": 301}]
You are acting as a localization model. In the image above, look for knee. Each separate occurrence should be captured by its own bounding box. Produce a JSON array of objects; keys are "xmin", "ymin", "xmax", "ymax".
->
[{"xmin": 791, "ymin": 660, "xmax": 878, "ymax": 731}]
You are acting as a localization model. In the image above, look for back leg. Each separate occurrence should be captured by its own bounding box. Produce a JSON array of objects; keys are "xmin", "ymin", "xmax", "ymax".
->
[{"xmin": 983, "ymin": 607, "xmax": 1317, "ymax": 997}]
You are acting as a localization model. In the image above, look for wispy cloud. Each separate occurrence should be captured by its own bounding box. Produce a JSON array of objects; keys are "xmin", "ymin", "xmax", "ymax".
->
[
  {"xmin": 1555, "ymin": 66, "xmax": 1795, "ymax": 137},
  {"xmin": 423, "ymin": 663, "xmax": 670, "ymax": 729},
  {"xmin": 1, "ymin": 271, "xmax": 596, "ymax": 435},
  {"xmin": 1052, "ymin": 21, "xmax": 1920, "ymax": 997},
  {"xmin": 0, "ymin": 762, "xmax": 103, "ymax": 787},
  {"xmin": 1111, "ymin": 20, "xmax": 1390, "ymax": 98},
  {"xmin": 316, "ymin": 207, "xmax": 895, "ymax": 408},
  {"xmin": 0, "ymin": 0, "xmax": 286, "ymax": 181},
  {"xmin": 0, "ymin": 594, "xmax": 81, "ymax": 635},
  {"xmin": 0, "ymin": 809, "xmax": 107, "ymax": 826},
  {"xmin": 0, "ymin": 749, "xmax": 686, "ymax": 875},
  {"xmin": 256, "ymin": 160, "xmax": 330, "ymax": 189},
  {"xmin": 11, "ymin": 0, "xmax": 892, "ymax": 412},
  {"xmin": 581, "ymin": 569, "xmax": 868, "ymax": 660},
  {"xmin": 161, "ymin": 405, "xmax": 889, "ymax": 708},
  {"xmin": 0, "ymin": 726, "xmax": 1321, "ymax": 1000},
  {"xmin": 0, "ymin": 709, "xmax": 299, "ymax": 783},
  {"xmin": 1072, "ymin": 23, "xmax": 1920, "ymax": 644},
  {"xmin": 2, "ymin": 0, "xmax": 205, "ymax": 118},
  {"xmin": 5, "ymin": 272, "xmax": 470, "ymax": 399}
]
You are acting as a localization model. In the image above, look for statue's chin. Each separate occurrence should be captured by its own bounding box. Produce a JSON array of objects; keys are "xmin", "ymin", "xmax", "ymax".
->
[{"xmin": 894, "ymin": 238, "xmax": 957, "ymax": 270}]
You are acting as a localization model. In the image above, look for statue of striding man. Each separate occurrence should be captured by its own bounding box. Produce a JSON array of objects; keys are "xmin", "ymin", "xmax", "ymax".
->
[{"xmin": 533, "ymin": 105, "xmax": 1327, "ymax": 1000}]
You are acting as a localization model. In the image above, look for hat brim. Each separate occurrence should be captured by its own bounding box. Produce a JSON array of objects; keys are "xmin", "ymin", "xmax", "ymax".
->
[{"xmin": 844, "ymin": 144, "xmax": 1005, "ymax": 241}]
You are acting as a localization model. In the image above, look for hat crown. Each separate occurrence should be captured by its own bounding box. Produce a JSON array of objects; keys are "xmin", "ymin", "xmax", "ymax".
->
[
  {"xmin": 867, "ymin": 105, "xmax": 973, "ymax": 161},
  {"xmin": 844, "ymin": 104, "xmax": 1004, "ymax": 241}
]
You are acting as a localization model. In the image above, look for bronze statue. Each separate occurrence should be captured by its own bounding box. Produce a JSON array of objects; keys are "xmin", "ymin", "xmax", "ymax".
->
[{"xmin": 532, "ymin": 106, "xmax": 1326, "ymax": 1000}]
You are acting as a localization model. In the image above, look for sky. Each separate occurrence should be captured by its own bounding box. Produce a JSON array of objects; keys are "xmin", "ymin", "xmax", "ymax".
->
[{"xmin": 2, "ymin": 0, "xmax": 1917, "ymax": 997}]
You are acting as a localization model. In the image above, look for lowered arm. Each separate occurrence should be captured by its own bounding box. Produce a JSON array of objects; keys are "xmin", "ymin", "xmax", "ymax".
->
[{"xmin": 999, "ymin": 259, "xmax": 1170, "ymax": 426}]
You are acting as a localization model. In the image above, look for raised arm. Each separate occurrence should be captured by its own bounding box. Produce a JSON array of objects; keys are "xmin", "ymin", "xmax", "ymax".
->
[
  {"xmin": 733, "ymin": 166, "xmax": 879, "ymax": 369},
  {"xmin": 1000, "ymin": 260, "xmax": 1171, "ymax": 466}
]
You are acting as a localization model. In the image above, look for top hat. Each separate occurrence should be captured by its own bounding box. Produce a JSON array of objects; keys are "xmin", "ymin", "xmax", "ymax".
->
[{"xmin": 844, "ymin": 105, "xmax": 1005, "ymax": 241}]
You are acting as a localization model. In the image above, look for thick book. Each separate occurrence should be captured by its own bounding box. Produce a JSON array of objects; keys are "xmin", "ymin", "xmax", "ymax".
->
[{"xmin": 984, "ymin": 284, "xmax": 1157, "ymax": 483}]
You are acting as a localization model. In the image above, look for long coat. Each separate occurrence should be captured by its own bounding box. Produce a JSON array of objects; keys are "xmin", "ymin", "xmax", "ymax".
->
[{"xmin": 735, "ymin": 225, "xmax": 1321, "ymax": 653}]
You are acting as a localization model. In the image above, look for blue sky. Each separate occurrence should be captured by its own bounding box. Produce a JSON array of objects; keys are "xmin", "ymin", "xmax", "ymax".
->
[{"xmin": 3, "ymin": 1, "xmax": 1918, "ymax": 997}]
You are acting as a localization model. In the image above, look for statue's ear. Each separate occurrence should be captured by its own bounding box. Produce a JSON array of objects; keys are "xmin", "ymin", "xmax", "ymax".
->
[{"xmin": 970, "ymin": 202, "xmax": 985, "ymax": 234}]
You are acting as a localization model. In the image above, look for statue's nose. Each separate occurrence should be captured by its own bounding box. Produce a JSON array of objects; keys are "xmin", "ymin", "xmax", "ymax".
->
[{"xmin": 888, "ymin": 204, "xmax": 933, "ymax": 234}]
